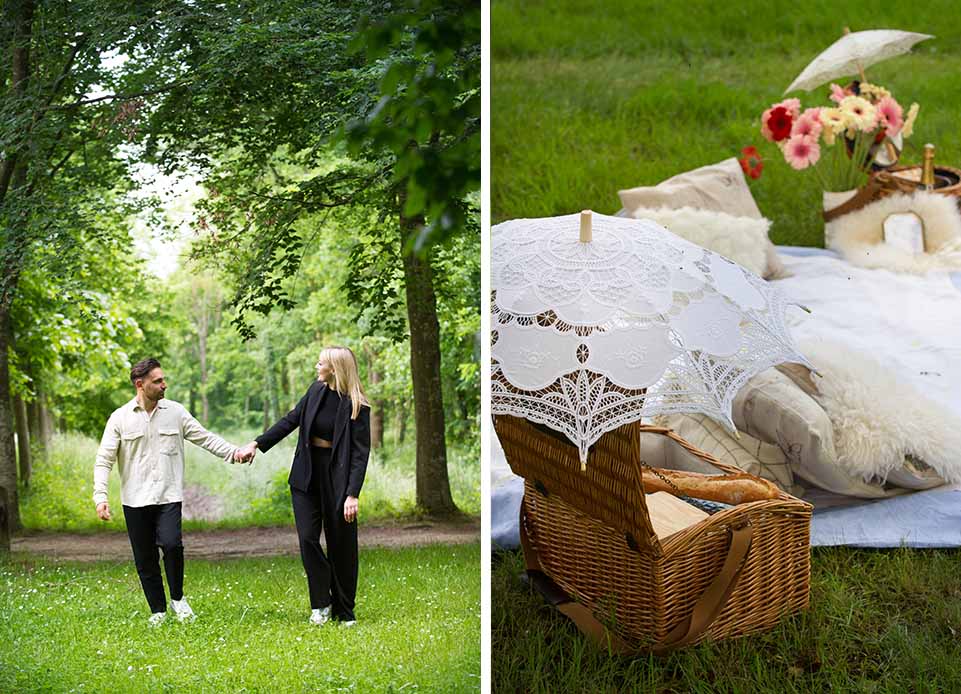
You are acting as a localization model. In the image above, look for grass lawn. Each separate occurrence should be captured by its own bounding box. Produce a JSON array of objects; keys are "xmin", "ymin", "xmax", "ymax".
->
[
  {"xmin": 0, "ymin": 543, "xmax": 480, "ymax": 693},
  {"xmin": 492, "ymin": 0, "xmax": 961, "ymax": 247},
  {"xmin": 493, "ymin": 547, "xmax": 961, "ymax": 692},
  {"xmin": 492, "ymin": 2, "xmax": 961, "ymax": 689}
]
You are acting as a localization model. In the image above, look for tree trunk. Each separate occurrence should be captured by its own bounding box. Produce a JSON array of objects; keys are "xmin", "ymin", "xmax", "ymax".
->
[
  {"xmin": 13, "ymin": 395, "xmax": 30, "ymax": 487},
  {"xmin": 363, "ymin": 344, "xmax": 384, "ymax": 449},
  {"xmin": 198, "ymin": 291, "xmax": 209, "ymax": 425},
  {"xmin": 400, "ymin": 209, "xmax": 456, "ymax": 516},
  {"xmin": 396, "ymin": 404, "xmax": 407, "ymax": 445},
  {"xmin": 0, "ymin": 485, "xmax": 10, "ymax": 552},
  {"xmin": 26, "ymin": 396, "xmax": 39, "ymax": 442},
  {"xmin": 0, "ymin": 310, "xmax": 21, "ymax": 531},
  {"xmin": 37, "ymin": 388, "xmax": 53, "ymax": 446}
]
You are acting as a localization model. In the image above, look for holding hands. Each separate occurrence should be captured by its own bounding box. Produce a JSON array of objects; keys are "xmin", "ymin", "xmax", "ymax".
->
[{"xmin": 234, "ymin": 441, "xmax": 258, "ymax": 464}]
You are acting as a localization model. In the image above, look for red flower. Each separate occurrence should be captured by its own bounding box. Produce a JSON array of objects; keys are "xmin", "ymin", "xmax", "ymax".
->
[
  {"xmin": 762, "ymin": 106, "xmax": 793, "ymax": 142},
  {"xmin": 739, "ymin": 146, "xmax": 763, "ymax": 180}
]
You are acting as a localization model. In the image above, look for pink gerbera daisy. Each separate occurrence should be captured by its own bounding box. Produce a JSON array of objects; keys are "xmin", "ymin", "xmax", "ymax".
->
[
  {"xmin": 775, "ymin": 98, "xmax": 802, "ymax": 118},
  {"xmin": 792, "ymin": 110, "xmax": 822, "ymax": 140},
  {"xmin": 783, "ymin": 134, "xmax": 820, "ymax": 170},
  {"xmin": 829, "ymin": 83, "xmax": 847, "ymax": 104},
  {"xmin": 876, "ymin": 96, "xmax": 903, "ymax": 136}
]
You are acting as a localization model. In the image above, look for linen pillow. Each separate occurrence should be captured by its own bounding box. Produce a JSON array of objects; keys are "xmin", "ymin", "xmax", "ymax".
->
[
  {"xmin": 617, "ymin": 157, "xmax": 787, "ymax": 279},
  {"xmin": 630, "ymin": 206, "xmax": 770, "ymax": 278},
  {"xmin": 733, "ymin": 368, "xmax": 944, "ymax": 498},
  {"xmin": 654, "ymin": 412, "xmax": 801, "ymax": 496}
]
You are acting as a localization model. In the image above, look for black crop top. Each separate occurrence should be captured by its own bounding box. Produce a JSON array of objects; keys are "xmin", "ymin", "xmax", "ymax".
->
[{"xmin": 310, "ymin": 387, "xmax": 342, "ymax": 441}]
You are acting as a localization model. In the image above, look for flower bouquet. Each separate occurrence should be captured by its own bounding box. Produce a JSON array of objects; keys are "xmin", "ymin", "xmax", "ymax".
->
[{"xmin": 760, "ymin": 82, "xmax": 919, "ymax": 193}]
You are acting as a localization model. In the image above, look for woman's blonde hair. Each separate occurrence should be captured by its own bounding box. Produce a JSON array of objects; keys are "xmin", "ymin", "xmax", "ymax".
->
[{"xmin": 318, "ymin": 346, "xmax": 369, "ymax": 419}]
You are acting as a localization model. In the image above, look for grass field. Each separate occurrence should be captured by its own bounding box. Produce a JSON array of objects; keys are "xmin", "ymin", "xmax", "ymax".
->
[
  {"xmin": 19, "ymin": 430, "xmax": 480, "ymax": 532},
  {"xmin": 493, "ymin": 547, "xmax": 961, "ymax": 692},
  {"xmin": 0, "ymin": 543, "xmax": 480, "ymax": 693},
  {"xmin": 492, "ymin": 1, "xmax": 961, "ymax": 247}
]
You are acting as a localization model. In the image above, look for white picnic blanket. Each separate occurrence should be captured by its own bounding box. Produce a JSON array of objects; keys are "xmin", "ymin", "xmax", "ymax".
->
[{"xmin": 774, "ymin": 251, "xmax": 961, "ymax": 427}]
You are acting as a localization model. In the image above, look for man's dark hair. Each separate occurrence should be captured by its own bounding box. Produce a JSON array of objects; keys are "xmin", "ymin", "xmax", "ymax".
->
[{"xmin": 130, "ymin": 358, "xmax": 162, "ymax": 386}]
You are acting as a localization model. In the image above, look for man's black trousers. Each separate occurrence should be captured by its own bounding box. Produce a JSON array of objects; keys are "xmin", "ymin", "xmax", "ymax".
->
[{"xmin": 122, "ymin": 501, "xmax": 184, "ymax": 613}]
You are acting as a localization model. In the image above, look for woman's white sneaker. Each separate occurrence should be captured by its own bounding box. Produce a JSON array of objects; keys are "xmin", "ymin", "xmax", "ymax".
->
[
  {"xmin": 309, "ymin": 606, "xmax": 331, "ymax": 626},
  {"xmin": 170, "ymin": 598, "xmax": 196, "ymax": 622},
  {"xmin": 147, "ymin": 612, "xmax": 166, "ymax": 626}
]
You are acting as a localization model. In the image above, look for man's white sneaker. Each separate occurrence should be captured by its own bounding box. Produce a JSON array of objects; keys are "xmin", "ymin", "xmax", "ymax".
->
[
  {"xmin": 170, "ymin": 598, "xmax": 196, "ymax": 622},
  {"xmin": 309, "ymin": 606, "xmax": 331, "ymax": 626},
  {"xmin": 147, "ymin": 611, "xmax": 166, "ymax": 626},
  {"xmin": 340, "ymin": 620, "xmax": 357, "ymax": 628}
]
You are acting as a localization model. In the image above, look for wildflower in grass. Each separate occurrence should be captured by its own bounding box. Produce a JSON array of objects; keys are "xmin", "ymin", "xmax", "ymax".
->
[
  {"xmin": 783, "ymin": 134, "xmax": 820, "ymax": 170},
  {"xmin": 738, "ymin": 146, "xmax": 763, "ymax": 179}
]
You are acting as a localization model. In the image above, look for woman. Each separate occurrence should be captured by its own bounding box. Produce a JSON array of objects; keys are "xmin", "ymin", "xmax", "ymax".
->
[{"xmin": 237, "ymin": 346, "xmax": 371, "ymax": 626}]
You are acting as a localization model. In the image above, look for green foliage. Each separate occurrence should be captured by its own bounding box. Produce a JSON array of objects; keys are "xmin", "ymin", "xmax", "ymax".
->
[
  {"xmin": 20, "ymin": 431, "xmax": 479, "ymax": 531},
  {"xmin": 0, "ymin": 545, "xmax": 481, "ymax": 692},
  {"xmin": 493, "ymin": 547, "xmax": 961, "ymax": 692},
  {"xmin": 491, "ymin": 0, "xmax": 961, "ymax": 248},
  {"xmin": 348, "ymin": 0, "xmax": 481, "ymax": 249}
]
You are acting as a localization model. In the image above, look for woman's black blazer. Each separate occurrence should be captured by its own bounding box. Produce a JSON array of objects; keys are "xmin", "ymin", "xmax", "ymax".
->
[{"xmin": 255, "ymin": 380, "xmax": 371, "ymax": 504}]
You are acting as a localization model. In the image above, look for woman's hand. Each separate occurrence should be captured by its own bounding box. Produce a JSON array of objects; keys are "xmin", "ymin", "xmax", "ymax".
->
[
  {"xmin": 343, "ymin": 496, "xmax": 359, "ymax": 523},
  {"xmin": 234, "ymin": 441, "xmax": 258, "ymax": 463}
]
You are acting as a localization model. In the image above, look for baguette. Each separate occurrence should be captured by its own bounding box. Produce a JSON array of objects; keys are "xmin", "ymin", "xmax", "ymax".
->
[{"xmin": 640, "ymin": 467, "xmax": 780, "ymax": 505}]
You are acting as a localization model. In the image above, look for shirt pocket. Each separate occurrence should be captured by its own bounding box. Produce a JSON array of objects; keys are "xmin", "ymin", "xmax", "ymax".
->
[
  {"xmin": 120, "ymin": 428, "xmax": 145, "ymax": 443},
  {"xmin": 158, "ymin": 429, "xmax": 181, "ymax": 456}
]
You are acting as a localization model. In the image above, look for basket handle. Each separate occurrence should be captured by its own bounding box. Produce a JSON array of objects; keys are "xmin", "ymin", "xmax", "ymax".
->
[
  {"xmin": 519, "ymin": 500, "xmax": 634, "ymax": 655},
  {"xmin": 521, "ymin": 497, "xmax": 754, "ymax": 654},
  {"xmin": 653, "ymin": 521, "xmax": 754, "ymax": 653}
]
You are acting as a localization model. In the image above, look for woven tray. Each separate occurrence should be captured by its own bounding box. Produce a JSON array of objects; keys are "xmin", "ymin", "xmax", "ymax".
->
[{"xmin": 495, "ymin": 415, "xmax": 812, "ymax": 653}]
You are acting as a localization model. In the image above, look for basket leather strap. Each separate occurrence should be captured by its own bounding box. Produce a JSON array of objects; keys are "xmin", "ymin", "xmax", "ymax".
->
[
  {"xmin": 518, "ymin": 499, "xmax": 634, "ymax": 655},
  {"xmin": 822, "ymin": 179, "xmax": 882, "ymax": 222},
  {"xmin": 653, "ymin": 522, "xmax": 754, "ymax": 653},
  {"xmin": 520, "ymin": 496, "xmax": 754, "ymax": 654}
]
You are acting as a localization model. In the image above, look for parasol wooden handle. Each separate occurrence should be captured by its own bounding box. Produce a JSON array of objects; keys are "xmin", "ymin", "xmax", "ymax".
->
[
  {"xmin": 580, "ymin": 210, "xmax": 592, "ymax": 242},
  {"xmin": 843, "ymin": 27, "xmax": 868, "ymax": 83}
]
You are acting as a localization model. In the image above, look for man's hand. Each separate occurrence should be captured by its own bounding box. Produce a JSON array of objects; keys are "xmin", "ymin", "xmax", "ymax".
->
[
  {"xmin": 234, "ymin": 441, "xmax": 257, "ymax": 464},
  {"xmin": 96, "ymin": 502, "xmax": 112, "ymax": 522},
  {"xmin": 343, "ymin": 496, "xmax": 358, "ymax": 523}
]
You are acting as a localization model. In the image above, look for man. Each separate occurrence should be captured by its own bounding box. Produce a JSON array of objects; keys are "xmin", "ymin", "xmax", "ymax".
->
[{"xmin": 93, "ymin": 357, "xmax": 254, "ymax": 625}]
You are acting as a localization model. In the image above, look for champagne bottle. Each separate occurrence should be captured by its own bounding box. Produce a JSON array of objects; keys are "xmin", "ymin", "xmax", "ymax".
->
[{"xmin": 921, "ymin": 143, "xmax": 936, "ymax": 191}]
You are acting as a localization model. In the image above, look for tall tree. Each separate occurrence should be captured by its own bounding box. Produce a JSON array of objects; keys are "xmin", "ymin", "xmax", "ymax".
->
[
  {"xmin": 0, "ymin": 0, "xmax": 206, "ymax": 527},
  {"xmin": 142, "ymin": 0, "xmax": 480, "ymax": 516}
]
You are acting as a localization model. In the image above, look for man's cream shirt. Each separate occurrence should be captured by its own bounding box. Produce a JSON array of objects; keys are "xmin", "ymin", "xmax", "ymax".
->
[{"xmin": 93, "ymin": 397, "xmax": 239, "ymax": 507}]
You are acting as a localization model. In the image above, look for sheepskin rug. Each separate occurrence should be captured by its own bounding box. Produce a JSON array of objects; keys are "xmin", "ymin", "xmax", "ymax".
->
[
  {"xmin": 630, "ymin": 206, "xmax": 770, "ymax": 277},
  {"xmin": 800, "ymin": 337, "xmax": 961, "ymax": 484},
  {"xmin": 826, "ymin": 191, "xmax": 961, "ymax": 273}
]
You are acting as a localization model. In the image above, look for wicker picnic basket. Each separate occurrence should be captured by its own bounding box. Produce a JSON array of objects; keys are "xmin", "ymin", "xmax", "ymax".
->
[{"xmin": 494, "ymin": 414, "xmax": 812, "ymax": 654}]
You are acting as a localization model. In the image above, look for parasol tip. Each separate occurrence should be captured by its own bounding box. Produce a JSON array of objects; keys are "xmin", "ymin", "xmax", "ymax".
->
[{"xmin": 580, "ymin": 210, "xmax": 592, "ymax": 243}]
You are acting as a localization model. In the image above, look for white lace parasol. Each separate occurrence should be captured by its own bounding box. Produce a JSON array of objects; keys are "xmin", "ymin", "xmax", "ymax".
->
[
  {"xmin": 784, "ymin": 29, "xmax": 934, "ymax": 94},
  {"xmin": 491, "ymin": 212, "xmax": 811, "ymax": 465}
]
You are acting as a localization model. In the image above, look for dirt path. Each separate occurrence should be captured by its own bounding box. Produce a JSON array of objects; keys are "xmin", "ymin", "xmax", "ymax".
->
[{"xmin": 11, "ymin": 520, "xmax": 480, "ymax": 562}]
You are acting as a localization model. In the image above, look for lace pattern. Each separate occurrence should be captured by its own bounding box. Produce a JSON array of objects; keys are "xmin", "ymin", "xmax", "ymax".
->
[{"xmin": 491, "ymin": 213, "xmax": 811, "ymax": 464}]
